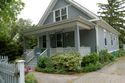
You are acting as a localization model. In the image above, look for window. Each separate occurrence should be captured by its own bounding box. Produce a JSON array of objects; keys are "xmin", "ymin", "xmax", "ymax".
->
[
  {"xmin": 111, "ymin": 36, "xmax": 113, "ymax": 45},
  {"xmin": 61, "ymin": 8, "xmax": 67, "ymax": 20},
  {"xmin": 110, "ymin": 33, "xmax": 113, "ymax": 45},
  {"xmin": 104, "ymin": 29, "xmax": 107, "ymax": 46},
  {"xmin": 42, "ymin": 35, "xmax": 46, "ymax": 48},
  {"xmin": 57, "ymin": 33, "xmax": 63, "ymax": 47},
  {"xmin": 105, "ymin": 38, "xmax": 107, "ymax": 45},
  {"xmin": 55, "ymin": 10, "xmax": 60, "ymax": 22},
  {"xmin": 54, "ymin": 7, "xmax": 68, "ymax": 22}
]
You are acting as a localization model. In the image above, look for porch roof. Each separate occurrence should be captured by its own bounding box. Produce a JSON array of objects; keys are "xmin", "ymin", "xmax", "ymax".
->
[{"xmin": 23, "ymin": 16, "xmax": 95, "ymax": 36}]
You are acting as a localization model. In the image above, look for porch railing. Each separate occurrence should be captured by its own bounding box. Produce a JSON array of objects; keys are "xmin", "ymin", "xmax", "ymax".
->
[
  {"xmin": 40, "ymin": 49, "xmax": 48, "ymax": 57},
  {"xmin": 25, "ymin": 49, "xmax": 35, "ymax": 64},
  {"xmin": 50, "ymin": 47, "xmax": 91, "ymax": 56}
]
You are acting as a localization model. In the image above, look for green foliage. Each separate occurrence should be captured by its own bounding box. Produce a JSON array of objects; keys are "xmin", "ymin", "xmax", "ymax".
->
[
  {"xmin": 51, "ymin": 52, "xmax": 81, "ymax": 72},
  {"xmin": 0, "ymin": 37, "xmax": 23, "ymax": 61},
  {"xmin": 81, "ymin": 53, "xmax": 99, "ymax": 67},
  {"xmin": 12, "ymin": 18, "xmax": 37, "ymax": 49},
  {"xmin": 82, "ymin": 62, "xmax": 102, "ymax": 72},
  {"xmin": 99, "ymin": 50, "xmax": 114, "ymax": 64},
  {"xmin": 25, "ymin": 73, "xmax": 37, "ymax": 83},
  {"xmin": 112, "ymin": 49, "xmax": 125, "ymax": 57},
  {"xmin": 37, "ymin": 52, "xmax": 81, "ymax": 73},
  {"xmin": 0, "ymin": 0, "xmax": 25, "ymax": 61}
]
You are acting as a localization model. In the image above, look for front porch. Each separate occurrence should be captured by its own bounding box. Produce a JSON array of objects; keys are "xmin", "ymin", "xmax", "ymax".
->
[{"xmin": 23, "ymin": 17, "xmax": 95, "ymax": 56}]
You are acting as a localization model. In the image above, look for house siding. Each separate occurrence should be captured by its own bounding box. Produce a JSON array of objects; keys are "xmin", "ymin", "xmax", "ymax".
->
[
  {"xmin": 44, "ymin": 12, "xmax": 53, "ymax": 24},
  {"xmin": 97, "ymin": 26, "xmax": 119, "ymax": 52},
  {"xmin": 52, "ymin": 0, "xmax": 69, "ymax": 10},
  {"xmin": 43, "ymin": 0, "xmax": 93, "ymax": 25},
  {"xmin": 68, "ymin": 6, "xmax": 92, "ymax": 20},
  {"xmin": 80, "ymin": 29, "xmax": 96, "ymax": 52}
]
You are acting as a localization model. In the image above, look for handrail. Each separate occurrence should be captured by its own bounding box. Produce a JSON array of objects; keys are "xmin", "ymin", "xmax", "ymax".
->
[
  {"xmin": 39, "ymin": 49, "xmax": 48, "ymax": 57},
  {"xmin": 25, "ymin": 49, "xmax": 35, "ymax": 64}
]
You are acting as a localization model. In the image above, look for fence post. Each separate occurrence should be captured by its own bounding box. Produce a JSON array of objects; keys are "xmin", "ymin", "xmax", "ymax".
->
[{"xmin": 16, "ymin": 60, "xmax": 25, "ymax": 83}]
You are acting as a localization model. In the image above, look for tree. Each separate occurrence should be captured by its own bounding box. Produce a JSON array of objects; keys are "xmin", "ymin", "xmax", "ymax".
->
[
  {"xmin": 0, "ymin": 0, "xmax": 24, "ymax": 61},
  {"xmin": 0, "ymin": 0, "xmax": 24, "ymax": 37},
  {"xmin": 98, "ymin": 0, "xmax": 125, "ymax": 48},
  {"xmin": 12, "ymin": 18, "xmax": 37, "ymax": 49}
]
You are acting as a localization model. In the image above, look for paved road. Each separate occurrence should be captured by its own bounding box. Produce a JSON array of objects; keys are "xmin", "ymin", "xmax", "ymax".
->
[{"xmin": 33, "ymin": 56, "xmax": 125, "ymax": 83}]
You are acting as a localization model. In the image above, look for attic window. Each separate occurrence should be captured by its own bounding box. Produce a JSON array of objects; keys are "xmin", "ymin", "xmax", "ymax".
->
[{"xmin": 54, "ymin": 7, "xmax": 68, "ymax": 22}]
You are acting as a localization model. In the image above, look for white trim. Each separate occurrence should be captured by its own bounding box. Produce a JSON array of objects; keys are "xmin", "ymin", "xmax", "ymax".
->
[{"xmin": 53, "ymin": 6, "xmax": 68, "ymax": 22}]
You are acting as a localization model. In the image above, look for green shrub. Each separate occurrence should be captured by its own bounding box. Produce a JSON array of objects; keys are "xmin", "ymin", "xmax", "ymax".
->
[
  {"xmin": 37, "ymin": 56, "xmax": 55, "ymax": 73},
  {"xmin": 113, "ymin": 49, "xmax": 125, "ymax": 57},
  {"xmin": 81, "ymin": 53, "xmax": 99, "ymax": 67},
  {"xmin": 25, "ymin": 73, "xmax": 37, "ymax": 83},
  {"xmin": 82, "ymin": 62, "xmax": 102, "ymax": 72},
  {"xmin": 37, "ymin": 52, "xmax": 81, "ymax": 73},
  {"xmin": 51, "ymin": 52, "xmax": 81, "ymax": 72},
  {"xmin": 99, "ymin": 50, "xmax": 114, "ymax": 64}
]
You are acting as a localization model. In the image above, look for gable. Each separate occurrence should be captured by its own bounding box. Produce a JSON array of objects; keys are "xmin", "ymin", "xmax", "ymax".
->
[
  {"xmin": 38, "ymin": 0, "xmax": 98, "ymax": 25},
  {"xmin": 68, "ymin": 5, "xmax": 93, "ymax": 20},
  {"xmin": 52, "ymin": 0, "xmax": 69, "ymax": 10}
]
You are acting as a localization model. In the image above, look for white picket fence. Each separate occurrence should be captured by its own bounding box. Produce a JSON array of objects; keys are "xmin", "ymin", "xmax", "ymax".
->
[
  {"xmin": 0, "ymin": 56, "xmax": 25, "ymax": 83},
  {"xmin": 0, "ymin": 56, "xmax": 8, "ymax": 63}
]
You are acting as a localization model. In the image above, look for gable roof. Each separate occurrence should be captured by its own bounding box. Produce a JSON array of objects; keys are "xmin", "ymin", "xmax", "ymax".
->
[{"xmin": 38, "ymin": 0, "xmax": 99, "ymax": 25}]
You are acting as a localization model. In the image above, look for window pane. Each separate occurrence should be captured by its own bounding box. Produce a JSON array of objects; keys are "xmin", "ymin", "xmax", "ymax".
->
[
  {"xmin": 55, "ymin": 10, "xmax": 60, "ymax": 17},
  {"xmin": 56, "ymin": 17, "xmax": 60, "ymax": 22},
  {"xmin": 42, "ymin": 35, "xmax": 46, "ymax": 48},
  {"xmin": 43, "ymin": 35, "xmax": 46, "ymax": 42},
  {"xmin": 61, "ymin": 8, "xmax": 66, "ymax": 15},
  {"xmin": 62, "ymin": 15, "xmax": 67, "ymax": 20},
  {"xmin": 105, "ymin": 38, "xmax": 107, "ymax": 45},
  {"xmin": 50, "ymin": 34, "xmax": 56, "ymax": 48},
  {"xmin": 57, "ymin": 34, "xmax": 63, "ymax": 47}
]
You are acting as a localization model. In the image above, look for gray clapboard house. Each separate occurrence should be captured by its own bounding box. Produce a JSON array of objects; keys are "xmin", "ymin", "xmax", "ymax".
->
[{"xmin": 24, "ymin": 0, "xmax": 120, "ymax": 57}]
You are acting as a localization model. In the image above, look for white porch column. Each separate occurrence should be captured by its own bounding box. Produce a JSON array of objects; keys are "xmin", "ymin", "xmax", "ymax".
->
[
  {"xmin": 46, "ymin": 33, "xmax": 50, "ymax": 56},
  {"xmin": 75, "ymin": 26, "xmax": 80, "ymax": 51}
]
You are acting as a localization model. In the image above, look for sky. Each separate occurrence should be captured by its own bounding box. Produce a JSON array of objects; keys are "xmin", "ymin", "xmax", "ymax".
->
[{"xmin": 18, "ymin": 0, "xmax": 107, "ymax": 24}]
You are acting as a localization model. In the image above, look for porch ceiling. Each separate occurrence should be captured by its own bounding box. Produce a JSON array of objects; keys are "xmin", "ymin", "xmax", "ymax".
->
[{"xmin": 23, "ymin": 16, "xmax": 95, "ymax": 36}]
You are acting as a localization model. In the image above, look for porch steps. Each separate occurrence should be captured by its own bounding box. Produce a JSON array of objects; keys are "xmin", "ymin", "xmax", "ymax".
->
[
  {"xmin": 25, "ymin": 49, "xmax": 48, "ymax": 69},
  {"xmin": 26, "ymin": 56, "xmax": 38, "ymax": 68}
]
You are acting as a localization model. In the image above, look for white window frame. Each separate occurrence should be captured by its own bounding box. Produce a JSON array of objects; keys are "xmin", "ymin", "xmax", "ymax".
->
[{"xmin": 53, "ymin": 6, "xmax": 68, "ymax": 22}]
